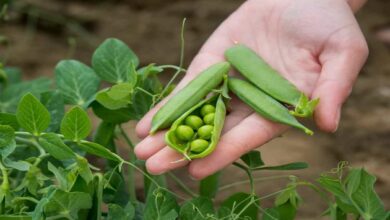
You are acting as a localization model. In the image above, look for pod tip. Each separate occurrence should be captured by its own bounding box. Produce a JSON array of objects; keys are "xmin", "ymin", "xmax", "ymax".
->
[{"xmin": 305, "ymin": 129, "xmax": 314, "ymax": 136}]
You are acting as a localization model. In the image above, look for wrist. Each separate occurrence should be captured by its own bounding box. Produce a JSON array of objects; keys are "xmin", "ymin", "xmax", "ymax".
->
[{"xmin": 345, "ymin": 0, "xmax": 367, "ymax": 12}]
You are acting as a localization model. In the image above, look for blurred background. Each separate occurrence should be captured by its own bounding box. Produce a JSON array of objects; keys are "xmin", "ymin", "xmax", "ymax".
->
[{"xmin": 0, "ymin": 0, "xmax": 389, "ymax": 219}]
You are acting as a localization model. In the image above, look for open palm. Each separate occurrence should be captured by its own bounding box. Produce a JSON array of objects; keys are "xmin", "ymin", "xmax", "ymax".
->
[{"xmin": 135, "ymin": 0, "xmax": 368, "ymax": 179}]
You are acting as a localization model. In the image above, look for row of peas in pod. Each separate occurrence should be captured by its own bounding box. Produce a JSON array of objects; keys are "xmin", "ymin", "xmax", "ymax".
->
[{"xmin": 151, "ymin": 44, "xmax": 318, "ymax": 160}]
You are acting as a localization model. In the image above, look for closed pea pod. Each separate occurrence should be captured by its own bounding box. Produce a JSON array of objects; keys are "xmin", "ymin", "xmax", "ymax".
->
[
  {"xmin": 225, "ymin": 44, "xmax": 318, "ymax": 117},
  {"xmin": 165, "ymin": 94, "xmax": 226, "ymax": 160},
  {"xmin": 150, "ymin": 62, "xmax": 230, "ymax": 134},
  {"xmin": 228, "ymin": 77, "xmax": 313, "ymax": 135}
]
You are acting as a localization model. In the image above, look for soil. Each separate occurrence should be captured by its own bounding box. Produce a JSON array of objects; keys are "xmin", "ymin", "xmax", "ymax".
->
[{"xmin": 1, "ymin": 0, "xmax": 389, "ymax": 219}]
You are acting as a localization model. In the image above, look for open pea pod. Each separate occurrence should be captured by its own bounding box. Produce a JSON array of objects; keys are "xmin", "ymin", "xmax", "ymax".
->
[{"xmin": 165, "ymin": 94, "xmax": 226, "ymax": 160}]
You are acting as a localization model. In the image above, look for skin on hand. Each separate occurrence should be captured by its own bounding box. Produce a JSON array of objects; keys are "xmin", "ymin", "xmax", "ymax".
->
[{"xmin": 135, "ymin": 0, "xmax": 369, "ymax": 179}]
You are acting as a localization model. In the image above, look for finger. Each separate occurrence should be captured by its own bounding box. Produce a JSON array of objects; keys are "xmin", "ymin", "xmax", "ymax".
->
[
  {"xmin": 134, "ymin": 131, "xmax": 166, "ymax": 160},
  {"xmin": 222, "ymin": 97, "xmax": 253, "ymax": 133},
  {"xmin": 313, "ymin": 31, "xmax": 368, "ymax": 132},
  {"xmin": 145, "ymin": 147, "xmax": 189, "ymax": 175},
  {"xmin": 189, "ymin": 113, "xmax": 287, "ymax": 180},
  {"xmin": 136, "ymin": 20, "xmax": 235, "ymax": 138}
]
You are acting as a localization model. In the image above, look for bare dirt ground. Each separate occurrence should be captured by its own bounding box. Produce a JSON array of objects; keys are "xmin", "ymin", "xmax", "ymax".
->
[{"xmin": 1, "ymin": 0, "xmax": 389, "ymax": 218}]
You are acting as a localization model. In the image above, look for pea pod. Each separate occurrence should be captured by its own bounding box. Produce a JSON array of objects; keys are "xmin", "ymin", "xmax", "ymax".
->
[
  {"xmin": 165, "ymin": 94, "xmax": 226, "ymax": 160},
  {"xmin": 150, "ymin": 62, "xmax": 230, "ymax": 134},
  {"xmin": 225, "ymin": 44, "xmax": 318, "ymax": 117},
  {"xmin": 228, "ymin": 77, "xmax": 313, "ymax": 135}
]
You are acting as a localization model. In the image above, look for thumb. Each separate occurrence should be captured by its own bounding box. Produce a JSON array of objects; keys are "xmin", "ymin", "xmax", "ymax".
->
[{"xmin": 312, "ymin": 40, "xmax": 368, "ymax": 132}]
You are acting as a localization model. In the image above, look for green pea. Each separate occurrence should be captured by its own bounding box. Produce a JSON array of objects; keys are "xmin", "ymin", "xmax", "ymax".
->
[
  {"xmin": 200, "ymin": 104, "xmax": 216, "ymax": 117},
  {"xmin": 197, "ymin": 125, "xmax": 213, "ymax": 140},
  {"xmin": 228, "ymin": 78, "xmax": 313, "ymax": 135},
  {"xmin": 175, "ymin": 125, "xmax": 194, "ymax": 141},
  {"xmin": 190, "ymin": 139, "xmax": 209, "ymax": 153},
  {"xmin": 225, "ymin": 45, "xmax": 318, "ymax": 117},
  {"xmin": 203, "ymin": 113, "xmax": 215, "ymax": 125},
  {"xmin": 184, "ymin": 115, "xmax": 204, "ymax": 130}
]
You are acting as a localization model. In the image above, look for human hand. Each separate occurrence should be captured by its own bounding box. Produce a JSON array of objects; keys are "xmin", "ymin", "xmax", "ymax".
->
[{"xmin": 135, "ymin": 0, "xmax": 368, "ymax": 179}]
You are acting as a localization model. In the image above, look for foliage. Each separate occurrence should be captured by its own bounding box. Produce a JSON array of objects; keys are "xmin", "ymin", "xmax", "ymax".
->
[{"xmin": 0, "ymin": 39, "xmax": 388, "ymax": 220}]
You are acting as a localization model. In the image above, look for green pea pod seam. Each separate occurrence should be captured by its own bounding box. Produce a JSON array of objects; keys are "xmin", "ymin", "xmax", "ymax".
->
[
  {"xmin": 228, "ymin": 77, "xmax": 313, "ymax": 135},
  {"xmin": 225, "ymin": 44, "xmax": 318, "ymax": 117},
  {"xmin": 150, "ymin": 62, "xmax": 230, "ymax": 134},
  {"xmin": 165, "ymin": 94, "xmax": 226, "ymax": 160}
]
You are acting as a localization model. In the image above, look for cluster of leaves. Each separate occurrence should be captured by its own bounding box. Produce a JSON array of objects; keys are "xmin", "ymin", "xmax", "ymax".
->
[{"xmin": 0, "ymin": 38, "xmax": 389, "ymax": 220}]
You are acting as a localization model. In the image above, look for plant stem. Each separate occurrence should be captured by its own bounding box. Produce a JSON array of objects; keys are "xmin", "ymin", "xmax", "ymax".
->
[
  {"xmin": 218, "ymin": 175, "xmax": 293, "ymax": 192},
  {"xmin": 158, "ymin": 65, "xmax": 186, "ymax": 73},
  {"xmin": 167, "ymin": 172, "xmax": 198, "ymax": 198},
  {"xmin": 232, "ymin": 162, "xmax": 255, "ymax": 195},
  {"xmin": 156, "ymin": 18, "xmax": 186, "ymax": 102},
  {"xmin": 119, "ymin": 125, "xmax": 137, "ymax": 203},
  {"xmin": 15, "ymin": 136, "xmax": 45, "ymax": 156}
]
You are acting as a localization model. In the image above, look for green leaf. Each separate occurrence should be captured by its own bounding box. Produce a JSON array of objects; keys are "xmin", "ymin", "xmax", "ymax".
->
[
  {"xmin": 0, "ymin": 139, "xmax": 16, "ymax": 158},
  {"xmin": 129, "ymin": 75, "xmax": 163, "ymax": 120},
  {"xmin": 217, "ymin": 207, "xmax": 232, "ymax": 219},
  {"xmin": 252, "ymin": 162, "xmax": 308, "ymax": 171},
  {"xmin": 1, "ymin": 78, "xmax": 51, "ymax": 113},
  {"xmin": 61, "ymin": 106, "xmax": 91, "ymax": 142},
  {"xmin": 144, "ymin": 188, "xmax": 179, "ymax": 220},
  {"xmin": 220, "ymin": 192, "xmax": 259, "ymax": 220},
  {"xmin": 4, "ymin": 67, "xmax": 22, "ymax": 84},
  {"xmin": 48, "ymin": 162, "xmax": 68, "ymax": 190},
  {"xmin": 92, "ymin": 38, "xmax": 139, "ymax": 84},
  {"xmin": 91, "ymin": 101, "xmax": 134, "ymax": 124},
  {"xmin": 3, "ymin": 158, "xmax": 30, "ymax": 171},
  {"xmin": 107, "ymin": 202, "xmax": 135, "ymax": 220},
  {"xmin": 263, "ymin": 202, "xmax": 297, "ymax": 220},
  {"xmin": 137, "ymin": 64, "xmax": 163, "ymax": 81},
  {"xmin": 96, "ymin": 83, "xmax": 133, "ymax": 110},
  {"xmin": 0, "ymin": 216, "xmax": 32, "ymax": 220},
  {"xmin": 347, "ymin": 169, "xmax": 387, "ymax": 220},
  {"xmin": 345, "ymin": 168, "xmax": 361, "ymax": 196},
  {"xmin": 55, "ymin": 60, "xmax": 100, "ymax": 105},
  {"xmin": 0, "ymin": 125, "xmax": 14, "ymax": 148},
  {"xmin": 0, "ymin": 113, "xmax": 19, "ymax": 130},
  {"xmin": 44, "ymin": 189, "xmax": 92, "ymax": 219},
  {"xmin": 199, "ymin": 172, "xmax": 220, "ymax": 199},
  {"xmin": 16, "ymin": 93, "xmax": 51, "ymax": 136},
  {"xmin": 76, "ymin": 156, "xmax": 94, "ymax": 184},
  {"xmin": 179, "ymin": 197, "xmax": 215, "ymax": 220},
  {"xmin": 40, "ymin": 91, "xmax": 65, "ymax": 132},
  {"xmin": 93, "ymin": 122, "xmax": 115, "ymax": 147},
  {"xmin": 240, "ymin": 150, "xmax": 264, "ymax": 168},
  {"xmin": 77, "ymin": 141, "xmax": 122, "ymax": 162},
  {"xmin": 326, "ymin": 203, "xmax": 347, "ymax": 220},
  {"xmin": 39, "ymin": 133, "xmax": 76, "ymax": 160}
]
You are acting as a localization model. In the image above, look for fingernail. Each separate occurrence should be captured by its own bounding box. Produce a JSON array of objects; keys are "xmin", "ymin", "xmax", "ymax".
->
[
  {"xmin": 333, "ymin": 109, "xmax": 341, "ymax": 132},
  {"xmin": 189, "ymin": 175, "xmax": 201, "ymax": 181}
]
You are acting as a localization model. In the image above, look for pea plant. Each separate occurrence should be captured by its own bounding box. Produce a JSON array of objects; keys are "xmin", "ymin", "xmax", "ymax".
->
[{"xmin": 0, "ymin": 37, "xmax": 388, "ymax": 220}]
